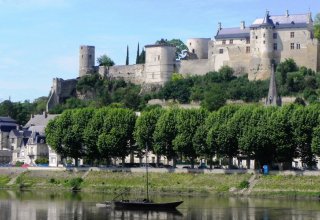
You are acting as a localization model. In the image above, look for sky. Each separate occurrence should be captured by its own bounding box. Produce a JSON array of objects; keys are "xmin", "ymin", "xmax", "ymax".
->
[{"xmin": 0, "ymin": 0, "xmax": 319, "ymax": 102}]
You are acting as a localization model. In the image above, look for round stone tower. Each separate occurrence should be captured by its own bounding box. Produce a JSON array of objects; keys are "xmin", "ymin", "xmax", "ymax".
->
[
  {"xmin": 186, "ymin": 38, "xmax": 210, "ymax": 59},
  {"xmin": 249, "ymin": 11, "xmax": 274, "ymax": 80},
  {"xmin": 145, "ymin": 44, "xmax": 176, "ymax": 84},
  {"xmin": 79, "ymin": 45, "xmax": 95, "ymax": 77}
]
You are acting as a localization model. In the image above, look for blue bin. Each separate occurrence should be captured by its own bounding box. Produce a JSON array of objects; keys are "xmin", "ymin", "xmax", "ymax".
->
[{"xmin": 263, "ymin": 165, "xmax": 269, "ymax": 174}]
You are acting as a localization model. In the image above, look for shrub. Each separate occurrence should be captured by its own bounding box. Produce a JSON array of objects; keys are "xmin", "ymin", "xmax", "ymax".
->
[
  {"xmin": 239, "ymin": 180, "xmax": 249, "ymax": 189},
  {"xmin": 15, "ymin": 161, "xmax": 24, "ymax": 167},
  {"xmin": 35, "ymin": 158, "xmax": 49, "ymax": 164}
]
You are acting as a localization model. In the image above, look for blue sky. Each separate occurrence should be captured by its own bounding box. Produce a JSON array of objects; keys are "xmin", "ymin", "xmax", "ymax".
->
[{"xmin": 0, "ymin": 0, "xmax": 319, "ymax": 102}]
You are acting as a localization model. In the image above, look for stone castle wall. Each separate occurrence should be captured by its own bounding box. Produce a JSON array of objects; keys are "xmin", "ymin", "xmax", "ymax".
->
[
  {"xmin": 177, "ymin": 59, "xmax": 213, "ymax": 76},
  {"xmin": 107, "ymin": 64, "xmax": 145, "ymax": 84},
  {"xmin": 46, "ymin": 78, "xmax": 77, "ymax": 111}
]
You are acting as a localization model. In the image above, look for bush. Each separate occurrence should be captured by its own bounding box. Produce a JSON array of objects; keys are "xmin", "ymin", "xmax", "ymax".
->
[
  {"xmin": 35, "ymin": 158, "xmax": 49, "ymax": 164},
  {"xmin": 239, "ymin": 180, "xmax": 249, "ymax": 189},
  {"xmin": 15, "ymin": 161, "xmax": 24, "ymax": 167},
  {"xmin": 66, "ymin": 178, "xmax": 83, "ymax": 190}
]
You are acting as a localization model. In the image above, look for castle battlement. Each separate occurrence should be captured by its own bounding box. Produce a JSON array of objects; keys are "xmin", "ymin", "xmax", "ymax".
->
[{"xmin": 47, "ymin": 10, "xmax": 320, "ymax": 110}]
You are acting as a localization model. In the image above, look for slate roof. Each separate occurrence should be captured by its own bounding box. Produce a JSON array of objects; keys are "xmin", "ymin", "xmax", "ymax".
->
[
  {"xmin": 215, "ymin": 27, "xmax": 250, "ymax": 40},
  {"xmin": 0, "ymin": 117, "xmax": 16, "ymax": 124},
  {"xmin": 0, "ymin": 116, "xmax": 17, "ymax": 132},
  {"xmin": 251, "ymin": 13, "xmax": 310, "ymax": 29},
  {"xmin": 24, "ymin": 113, "xmax": 59, "ymax": 128},
  {"xmin": 215, "ymin": 12, "xmax": 311, "ymax": 40}
]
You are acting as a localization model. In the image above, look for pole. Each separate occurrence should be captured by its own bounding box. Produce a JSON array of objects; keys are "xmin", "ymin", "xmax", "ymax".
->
[{"xmin": 146, "ymin": 143, "xmax": 149, "ymax": 201}]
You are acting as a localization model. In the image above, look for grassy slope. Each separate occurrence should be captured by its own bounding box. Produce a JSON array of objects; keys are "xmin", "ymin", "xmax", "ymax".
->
[
  {"xmin": 252, "ymin": 175, "xmax": 320, "ymax": 197},
  {"xmin": 82, "ymin": 171, "xmax": 251, "ymax": 194}
]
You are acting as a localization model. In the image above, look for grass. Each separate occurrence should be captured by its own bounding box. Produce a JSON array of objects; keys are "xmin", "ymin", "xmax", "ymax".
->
[
  {"xmin": 0, "ymin": 175, "xmax": 10, "ymax": 186},
  {"xmin": 252, "ymin": 174, "xmax": 320, "ymax": 197},
  {"xmin": 82, "ymin": 171, "xmax": 251, "ymax": 194}
]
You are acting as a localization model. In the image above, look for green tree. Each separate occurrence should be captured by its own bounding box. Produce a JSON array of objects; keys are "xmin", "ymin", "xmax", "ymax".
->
[
  {"xmin": 134, "ymin": 108, "xmax": 164, "ymax": 164},
  {"xmin": 201, "ymin": 84, "xmax": 226, "ymax": 111},
  {"xmin": 314, "ymin": 13, "xmax": 320, "ymax": 40},
  {"xmin": 98, "ymin": 108, "xmax": 136, "ymax": 164},
  {"xmin": 97, "ymin": 54, "xmax": 115, "ymax": 67},
  {"xmin": 155, "ymin": 38, "xmax": 188, "ymax": 59},
  {"xmin": 206, "ymin": 105, "xmax": 240, "ymax": 167},
  {"xmin": 126, "ymin": 45, "xmax": 129, "ymax": 65},
  {"xmin": 276, "ymin": 58, "xmax": 298, "ymax": 85},
  {"xmin": 83, "ymin": 108, "xmax": 110, "ymax": 164},
  {"xmin": 290, "ymin": 105, "xmax": 320, "ymax": 168},
  {"xmin": 136, "ymin": 43, "xmax": 140, "ymax": 64},
  {"xmin": 153, "ymin": 108, "xmax": 179, "ymax": 167},
  {"xmin": 173, "ymin": 109, "xmax": 208, "ymax": 168},
  {"xmin": 269, "ymin": 105, "xmax": 295, "ymax": 167},
  {"xmin": 218, "ymin": 66, "xmax": 235, "ymax": 81}
]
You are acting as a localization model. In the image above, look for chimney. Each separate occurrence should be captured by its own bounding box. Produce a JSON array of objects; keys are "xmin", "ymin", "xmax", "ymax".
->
[
  {"xmin": 286, "ymin": 10, "xmax": 289, "ymax": 17},
  {"xmin": 240, "ymin": 21, "xmax": 245, "ymax": 30},
  {"xmin": 218, "ymin": 22, "xmax": 222, "ymax": 31}
]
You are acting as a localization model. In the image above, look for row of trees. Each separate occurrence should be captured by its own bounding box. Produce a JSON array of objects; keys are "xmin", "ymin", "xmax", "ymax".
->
[
  {"xmin": 0, "ymin": 97, "xmax": 47, "ymax": 125},
  {"xmin": 46, "ymin": 104, "xmax": 320, "ymax": 169}
]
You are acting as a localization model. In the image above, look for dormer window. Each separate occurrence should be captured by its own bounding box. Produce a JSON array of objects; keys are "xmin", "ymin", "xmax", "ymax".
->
[
  {"xmin": 222, "ymin": 40, "xmax": 226, "ymax": 45},
  {"xmin": 229, "ymin": 39, "xmax": 233, "ymax": 44}
]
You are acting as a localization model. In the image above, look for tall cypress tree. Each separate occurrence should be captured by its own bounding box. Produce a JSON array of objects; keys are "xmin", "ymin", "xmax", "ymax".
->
[
  {"xmin": 139, "ymin": 48, "xmax": 146, "ymax": 64},
  {"xmin": 136, "ymin": 42, "xmax": 140, "ymax": 64},
  {"xmin": 126, "ymin": 45, "xmax": 129, "ymax": 65}
]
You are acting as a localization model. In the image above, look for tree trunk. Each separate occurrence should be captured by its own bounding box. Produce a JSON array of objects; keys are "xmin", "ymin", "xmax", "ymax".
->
[
  {"xmin": 74, "ymin": 158, "xmax": 78, "ymax": 167},
  {"xmin": 122, "ymin": 157, "xmax": 125, "ymax": 167},
  {"xmin": 228, "ymin": 157, "xmax": 232, "ymax": 169},
  {"xmin": 191, "ymin": 157, "xmax": 195, "ymax": 169},
  {"xmin": 156, "ymin": 155, "xmax": 160, "ymax": 167},
  {"xmin": 246, "ymin": 158, "xmax": 251, "ymax": 169},
  {"xmin": 130, "ymin": 152, "xmax": 134, "ymax": 163},
  {"xmin": 173, "ymin": 157, "xmax": 177, "ymax": 168},
  {"xmin": 209, "ymin": 156, "xmax": 213, "ymax": 169}
]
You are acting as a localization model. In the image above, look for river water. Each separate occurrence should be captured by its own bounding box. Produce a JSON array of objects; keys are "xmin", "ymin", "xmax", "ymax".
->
[{"xmin": 0, "ymin": 190, "xmax": 320, "ymax": 220}]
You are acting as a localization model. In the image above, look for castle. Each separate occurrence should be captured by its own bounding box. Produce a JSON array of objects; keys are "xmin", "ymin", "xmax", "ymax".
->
[{"xmin": 47, "ymin": 10, "xmax": 320, "ymax": 110}]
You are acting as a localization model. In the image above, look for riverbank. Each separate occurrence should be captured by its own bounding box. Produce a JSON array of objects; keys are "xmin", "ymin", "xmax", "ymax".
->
[{"xmin": 1, "ymin": 168, "xmax": 320, "ymax": 199}]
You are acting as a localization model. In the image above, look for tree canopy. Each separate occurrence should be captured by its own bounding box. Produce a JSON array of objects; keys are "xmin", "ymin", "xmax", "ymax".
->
[{"xmin": 97, "ymin": 54, "xmax": 115, "ymax": 67}]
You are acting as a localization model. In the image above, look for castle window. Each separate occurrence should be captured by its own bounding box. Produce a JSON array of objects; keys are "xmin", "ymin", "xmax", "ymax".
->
[
  {"xmin": 273, "ymin": 43, "xmax": 277, "ymax": 51},
  {"xmin": 189, "ymin": 42, "xmax": 192, "ymax": 46},
  {"xmin": 89, "ymin": 55, "xmax": 92, "ymax": 58},
  {"xmin": 158, "ymin": 55, "xmax": 160, "ymax": 61},
  {"xmin": 296, "ymin": 43, "xmax": 301, "ymax": 49},
  {"xmin": 263, "ymin": 33, "xmax": 265, "ymax": 38},
  {"xmin": 273, "ymin": 33, "xmax": 277, "ymax": 39},
  {"xmin": 246, "ymin": 46, "xmax": 250, "ymax": 53},
  {"xmin": 229, "ymin": 39, "xmax": 233, "ymax": 44},
  {"xmin": 263, "ymin": 41, "xmax": 265, "ymax": 44},
  {"xmin": 246, "ymin": 38, "xmax": 250, "ymax": 44},
  {"xmin": 192, "ymin": 49, "xmax": 195, "ymax": 53},
  {"xmin": 290, "ymin": 43, "xmax": 295, "ymax": 50},
  {"xmin": 290, "ymin": 32, "xmax": 295, "ymax": 38},
  {"xmin": 219, "ymin": 49, "xmax": 223, "ymax": 54},
  {"xmin": 222, "ymin": 40, "xmax": 226, "ymax": 45},
  {"xmin": 255, "ymin": 36, "xmax": 258, "ymax": 39}
]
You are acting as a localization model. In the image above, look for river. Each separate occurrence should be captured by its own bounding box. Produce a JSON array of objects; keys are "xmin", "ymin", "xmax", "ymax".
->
[{"xmin": 0, "ymin": 190, "xmax": 320, "ymax": 219}]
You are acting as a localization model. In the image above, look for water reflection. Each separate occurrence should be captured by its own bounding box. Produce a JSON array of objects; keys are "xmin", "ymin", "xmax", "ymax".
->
[{"xmin": 1, "ymin": 191, "xmax": 320, "ymax": 220}]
